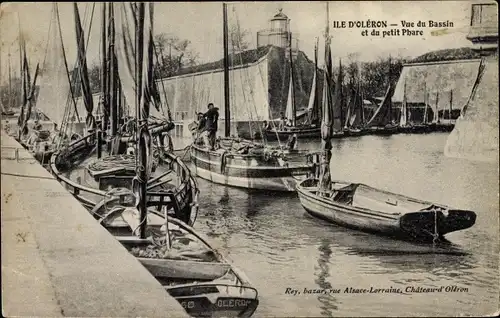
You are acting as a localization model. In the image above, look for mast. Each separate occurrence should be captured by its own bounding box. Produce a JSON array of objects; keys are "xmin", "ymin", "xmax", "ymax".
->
[
  {"xmin": 288, "ymin": 32, "xmax": 296, "ymax": 127},
  {"xmin": 101, "ymin": 2, "xmax": 108, "ymax": 132},
  {"xmin": 135, "ymin": 3, "xmax": 147, "ymax": 239},
  {"xmin": 387, "ymin": 55, "xmax": 392, "ymax": 123},
  {"xmin": 318, "ymin": 1, "xmax": 333, "ymax": 194},
  {"xmin": 8, "ymin": 49, "xmax": 12, "ymax": 109},
  {"xmin": 223, "ymin": 3, "xmax": 230, "ymax": 137},
  {"xmin": 423, "ymin": 80, "xmax": 428, "ymax": 124},
  {"xmin": 109, "ymin": 3, "xmax": 118, "ymax": 137},
  {"xmin": 449, "ymin": 89, "xmax": 453, "ymax": 122},
  {"xmin": 435, "ymin": 91, "xmax": 439, "ymax": 123},
  {"xmin": 314, "ymin": 38, "xmax": 320, "ymax": 123}
]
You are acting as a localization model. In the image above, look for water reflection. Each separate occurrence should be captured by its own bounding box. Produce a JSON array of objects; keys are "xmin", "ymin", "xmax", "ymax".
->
[
  {"xmin": 181, "ymin": 133, "xmax": 498, "ymax": 316},
  {"xmin": 314, "ymin": 239, "xmax": 339, "ymax": 316}
]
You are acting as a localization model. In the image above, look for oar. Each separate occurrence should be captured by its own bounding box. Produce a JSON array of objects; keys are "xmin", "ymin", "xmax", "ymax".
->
[{"xmin": 147, "ymin": 169, "xmax": 173, "ymax": 185}]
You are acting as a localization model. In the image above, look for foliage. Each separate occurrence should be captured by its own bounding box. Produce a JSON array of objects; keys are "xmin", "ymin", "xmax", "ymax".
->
[
  {"xmin": 229, "ymin": 23, "xmax": 251, "ymax": 53},
  {"xmin": 411, "ymin": 47, "xmax": 482, "ymax": 63},
  {"xmin": 154, "ymin": 33, "xmax": 199, "ymax": 78}
]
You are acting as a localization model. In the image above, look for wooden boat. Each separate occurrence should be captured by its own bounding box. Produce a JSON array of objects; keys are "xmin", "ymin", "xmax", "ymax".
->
[
  {"xmin": 264, "ymin": 125, "xmax": 321, "ymax": 141},
  {"xmin": 343, "ymin": 66, "xmax": 368, "ymax": 138},
  {"xmin": 366, "ymin": 57, "xmax": 398, "ymax": 136},
  {"xmin": 297, "ymin": 12, "xmax": 476, "ymax": 243},
  {"xmin": 297, "ymin": 178, "xmax": 476, "ymax": 242},
  {"xmin": 91, "ymin": 200, "xmax": 259, "ymax": 318},
  {"xmin": 191, "ymin": 137, "xmax": 313, "ymax": 192},
  {"xmin": 190, "ymin": 4, "xmax": 313, "ymax": 192},
  {"xmin": 264, "ymin": 38, "xmax": 321, "ymax": 141},
  {"xmin": 369, "ymin": 123, "xmax": 399, "ymax": 136},
  {"xmin": 51, "ymin": 4, "xmax": 259, "ymax": 317}
]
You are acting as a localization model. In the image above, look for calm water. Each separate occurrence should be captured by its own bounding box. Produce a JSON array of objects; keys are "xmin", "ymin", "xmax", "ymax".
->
[{"xmin": 174, "ymin": 133, "xmax": 499, "ymax": 317}]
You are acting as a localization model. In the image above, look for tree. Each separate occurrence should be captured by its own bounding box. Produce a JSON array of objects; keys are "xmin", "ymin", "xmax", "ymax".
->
[
  {"xmin": 154, "ymin": 33, "xmax": 199, "ymax": 78},
  {"xmin": 229, "ymin": 23, "xmax": 251, "ymax": 53}
]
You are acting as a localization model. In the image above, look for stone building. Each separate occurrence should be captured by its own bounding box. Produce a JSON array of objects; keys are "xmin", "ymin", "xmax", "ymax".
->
[
  {"xmin": 151, "ymin": 9, "xmax": 320, "ymax": 138},
  {"xmin": 444, "ymin": 0, "xmax": 498, "ymax": 162}
]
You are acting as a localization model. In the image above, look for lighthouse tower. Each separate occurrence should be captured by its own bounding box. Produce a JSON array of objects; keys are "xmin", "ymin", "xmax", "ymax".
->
[
  {"xmin": 257, "ymin": 9, "xmax": 299, "ymax": 56},
  {"xmin": 466, "ymin": 1, "xmax": 498, "ymax": 54}
]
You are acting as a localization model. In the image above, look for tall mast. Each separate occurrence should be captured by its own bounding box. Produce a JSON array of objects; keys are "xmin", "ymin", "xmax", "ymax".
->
[
  {"xmin": 449, "ymin": 89, "xmax": 453, "ymax": 121},
  {"xmin": 8, "ymin": 49, "xmax": 12, "ymax": 108},
  {"xmin": 289, "ymin": 32, "xmax": 296, "ymax": 127},
  {"xmin": 109, "ymin": 3, "xmax": 118, "ymax": 137},
  {"xmin": 435, "ymin": 91, "xmax": 439, "ymax": 122},
  {"xmin": 387, "ymin": 55, "xmax": 392, "ymax": 123},
  {"xmin": 101, "ymin": 2, "xmax": 108, "ymax": 131},
  {"xmin": 314, "ymin": 37, "xmax": 320, "ymax": 123},
  {"xmin": 223, "ymin": 3, "xmax": 230, "ymax": 137}
]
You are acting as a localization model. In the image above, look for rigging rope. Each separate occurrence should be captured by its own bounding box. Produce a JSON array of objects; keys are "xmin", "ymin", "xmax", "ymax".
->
[{"xmin": 231, "ymin": 5, "xmax": 283, "ymax": 147}]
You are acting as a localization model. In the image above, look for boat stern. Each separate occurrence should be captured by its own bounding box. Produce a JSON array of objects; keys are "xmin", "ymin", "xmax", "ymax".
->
[
  {"xmin": 165, "ymin": 267, "xmax": 259, "ymax": 318},
  {"xmin": 400, "ymin": 208, "xmax": 477, "ymax": 241}
]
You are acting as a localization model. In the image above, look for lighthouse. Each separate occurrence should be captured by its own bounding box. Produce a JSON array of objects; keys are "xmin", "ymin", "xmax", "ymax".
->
[{"xmin": 257, "ymin": 9, "xmax": 299, "ymax": 57}]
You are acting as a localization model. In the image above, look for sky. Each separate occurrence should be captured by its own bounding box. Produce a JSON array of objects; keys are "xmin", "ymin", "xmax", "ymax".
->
[{"xmin": 0, "ymin": 1, "xmax": 478, "ymax": 81}]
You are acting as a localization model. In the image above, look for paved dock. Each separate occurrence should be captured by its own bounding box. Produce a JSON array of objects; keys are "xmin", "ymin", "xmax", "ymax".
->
[{"xmin": 0, "ymin": 131, "xmax": 188, "ymax": 317}]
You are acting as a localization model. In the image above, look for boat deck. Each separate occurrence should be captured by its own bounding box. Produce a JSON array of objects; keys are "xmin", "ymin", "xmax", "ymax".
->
[{"xmin": 0, "ymin": 131, "xmax": 188, "ymax": 317}]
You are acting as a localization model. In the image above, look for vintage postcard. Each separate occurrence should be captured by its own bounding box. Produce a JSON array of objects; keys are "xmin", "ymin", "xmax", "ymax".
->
[{"xmin": 1, "ymin": 1, "xmax": 498, "ymax": 317}]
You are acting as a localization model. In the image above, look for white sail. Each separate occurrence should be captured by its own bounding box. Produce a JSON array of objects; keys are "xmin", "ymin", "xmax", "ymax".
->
[
  {"xmin": 307, "ymin": 70, "xmax": 316, "ymax": 111},
  {"xmin": 35, "ymin": 4, "xmax": 72, "ymax": 127},
  {"xmin": 432, "ymin": 91, "xmax": 440, "ymax": 123},
  {"xmin": 284, "ymin": 74, "xmax": 293, "ymax": 121}
]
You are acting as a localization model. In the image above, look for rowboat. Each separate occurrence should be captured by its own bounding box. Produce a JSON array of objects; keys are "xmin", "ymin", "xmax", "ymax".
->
[
  {"xmin": 297, "ymin": 6, "xmax": 476, "ymax": 243},
  {"xmin": 297, "ymin": 178, "xmax": 476, "ymax": 242},
  {"xmin": 91, "ymin": 198, "xmax": 259, "ymax": 318}
]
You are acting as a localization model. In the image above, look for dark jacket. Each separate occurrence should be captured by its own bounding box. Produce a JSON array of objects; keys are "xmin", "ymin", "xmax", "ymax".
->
[{"xmin": 203, "ymin": 107, "xmax": 219, "ymax": 132}]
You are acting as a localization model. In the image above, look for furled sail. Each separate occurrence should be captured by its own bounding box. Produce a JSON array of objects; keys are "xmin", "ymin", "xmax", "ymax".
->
[
  {"xmin": 115, "ymin": 3, "xmax": 141, "ymax": 119},
  {"xmin": 307, "ymin": 38, "xmax": 319, "ymax": 124},
  {"xmin": 35, "ymin": 3, "xmax": 73, "ymax": 128},
  {"xmin": 345, "ymin": 79, "xmax": 363, "ymax": 128},
  {"xmin": 332, "ymin": 61, "xmax": 343, "ymax": 132},
  {"xmin": 73, "ymin": 3, "xmax": 95, "ymax": 131}
]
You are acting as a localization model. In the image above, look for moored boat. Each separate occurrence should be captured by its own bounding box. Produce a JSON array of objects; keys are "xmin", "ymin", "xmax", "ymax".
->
[
  {"xmin": 264, "ymin": 37, "xmax": 322, "ymax": 141},
  {"xmin": 51, "ymin": 3, "xmax": 259, "ymax": 317},
  {"xmin": 92, "ymin": 200, "xmax": 259, "ymax": 318},
  {"xmin": 190, "ymin": 4, "xmax": 313, "ymax": 192},
  {"xmin": 297, "ymin": 178, "xmax": 476, "ymax": 242},
  {"xmin": 297, "ymin": 10, "xmax": 476, "ymax": 243},
  {"xmin": 264, "ymin": 125, "xmax": 321, "ymax": 141}
]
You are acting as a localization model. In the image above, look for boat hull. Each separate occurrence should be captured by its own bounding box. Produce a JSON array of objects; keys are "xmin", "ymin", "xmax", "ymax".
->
[
  {"xmin": 190, "ymin": 144, "xmax": 313, "ymax": 192},
  {"xmin": 369, "ymin": 125, "xmax": 399, "ymax": 136},
  {"xmin": 297, "ymin": 180, "xmax": 476, "ymax": 242},
  {"xmin": 264, "ymin": 126, "xmax": 321, "ymax": 140},
  {"xmin": 102, "ymin": 209, "xmax": 259, "ymax": 318}
]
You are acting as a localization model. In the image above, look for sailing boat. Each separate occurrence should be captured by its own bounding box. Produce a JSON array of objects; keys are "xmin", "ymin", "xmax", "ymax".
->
[
  {"xmin": 1, "ymin": 48, "xmax": 16, "ymax": 117},
  {"xmin": 49, "ymin": 3, "xmax": 258, "ymax": 317},
  {"xmin": 15, "ymin": 7, "xmax": 76, "ymax": 167},
  {"xmin": 365, "ymin": 57, "xmax": 399, "ymax": 136},
  {"xmin": 296, "ymin": 32, "xmax": 476, "ymax": 242},
  {"xmin": 263, "ymin": 36, "xmax": 321, "ymax": 140},
  {"xmin": 437, "ymin": 90, "xmax": 455, "ymax": 132},
  {"xmin": 398, "ymin": 77, "xmax": 412, "ymax": 134},
  {"xmin": 343, "ymin": 70, "xmax": 367, "ymax": 137},
  {"xmin": 189, "ymin": 3, "xmax": 313, "ymax": 192}
]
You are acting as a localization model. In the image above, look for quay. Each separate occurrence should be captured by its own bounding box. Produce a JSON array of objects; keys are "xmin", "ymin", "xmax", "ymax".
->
[{"xmin": 0, "ymin": 130, "xmax": 187, "ymax": 317}]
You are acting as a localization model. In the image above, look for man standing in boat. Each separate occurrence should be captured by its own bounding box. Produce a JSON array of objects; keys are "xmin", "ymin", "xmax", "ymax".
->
[{"xmin": 202, "ymin": 103, "xmax": 219, "ymax": 151}]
